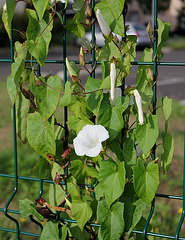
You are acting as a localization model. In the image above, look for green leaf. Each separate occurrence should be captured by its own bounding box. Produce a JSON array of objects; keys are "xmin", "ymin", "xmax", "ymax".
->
[
  {"xmin": 70, "ymin": 160, "xmax": 87, "ymax": 182},
  {"xmin": 94, "ymin": 184, "xmax": 104, "ymax": 201},
  {"xmin": 136, "ymin": 114, "xmax": 159, "ymax": 155},
  {"xmin": 67, "ymin": 177, "xmax": 81, "ymax": 199},
  {"xmin": 122, "ymin": 137, "xmax": 137, "ymax": 179},
  {"xmin": 32, "ymin": 0, "xmax": 49, "ymax": 20},
  {"xmin": 86, "ymin": 165, "xmax": 99, "ymax": 179},
  {"xmin": 162, "ymin": 96, "xmax": 172, "ymax": 121},
  {"xmin": 132, "ymin": 160, "xmax": 159, "ymax": 203},
  {"xmin": 94, "ymin": 0, "xmax": 125, "ymax": 37},
  {"xmin": 157, "ymin": 19, "xmax": 171, "ymax": 56},
  {"xmin": 103, "ymin": 40, "xmax": 122, "ymax": 61},
  {"xmin": 135, "ymin": 217, "xmax": 154, "ymax": 240},
  {"xmin": 7, "ymin": 59, "xmax": 25, "ymax": 105},
  {"xmin": 68, "ymin": 222, "xmax": 89, "ymax": 240},
  {"xmin": 60, "ymin": 225, "xmax": 68, "ymax": 240},
  {"xmin": 14, "ymin": 42, "xmax": 28, "ymax": 61},
  {"xmin": 60, "ymin": 81, "xmax": 74, "ymax": 107},
  {"xmin": 65, "ymin": 18, "xmax": 85, "ymax": 38},
  {"xmin": 51, "ymin": 162, "xmax": 64, "ymax": 180},
  {"xmin": 15, "ymin": 92, "xmax": 29, "ymax": 143},
  {"xmin": 72, "ymin": 0, "xmax": 86, "ymax": 12},
  {"xmin": 19, "ymin": 198, "xmax": 44, "ymax": 222},
  {"xmin": 68, "ymin": 95, "xmax": 93, "ymax": 119},
  {"xmin": 161, "ymin": 134, "xmax": 174, "ymax": 174},
  {"xmin": 34, "ymin": 75, "xmax": 62, "ymax": 121},
  {"xmin": 67, "ymin": 114, "xmax": 93, "ymax": 134},
  {"xmin": 26, "ymin": 9, "xmax": 53, "ymax": 55},
  {"xmin": 119, "ymin": 183, "xmax": 136, "ymax": 232},
  {"xmin": 26, "ymin": 36, "xmax": 46, "ymax": 67},
  {"xmin": 108, "ymin": 138, "xmax": 124, "ymax": 161},
  {"xmin": 2, "ymin": 0, "xmax": 17, "ymax": 39},
  {"xmin": 85, "ymin": 77, "xmax": 103, "ymax": 115},
  {"xmin": 98, "ymin": 93, "xmax": 130, "ymax": 140},
  {"xmin": 128, "ymin": 199, "xmax": 147, "ymax": 234},
  {"xmin": 71, "ymin": 197, "xmax": 92, "ymax": 231},
  {"xmin": 124, "ymin": 35, "xmax": 137, "ymax": 62},
  {"xmin": 99, "ymin": 159, "xmax": 125, "ymax": 207},
  {"xmin": 30, "ymin": 158, "xmax": 52, "ymax": 179},
  {"xmin": 49, "ymin": 184, "xmax": 66, "ymax": 208},
  {"xmin": 27, "ymin": 112, "xmax": 56, "ymax": 159},
  {"xmin": 49, "ymin": 162, "xmax": 66, "ymax": 208},
  {"xmin": 66, "ymin": 58, "xmax": 80, "ymax": 79},
  {"xmin": 117, "ymin": 55, "xmax": 132, "ymax": 78},
  {"xmin": 97, "ymin": 200, "xmax": 124, "ymax": 240},
  {"xmin": 40, "ymin": 220, "xmax": 60, "ymax": 240},
  {"xmin": 136, "ymin": 48, "xmax": 153, "ymax": 104}
]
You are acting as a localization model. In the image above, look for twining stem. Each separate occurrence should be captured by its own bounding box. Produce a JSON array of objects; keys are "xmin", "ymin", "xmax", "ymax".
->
[
  {"xmin": 35, "ymin": 0, "xmax": 57, "ymax": 44},
  {"xmin": 34, "ymin": 72, "xmax": 64, "ymax": 94}
]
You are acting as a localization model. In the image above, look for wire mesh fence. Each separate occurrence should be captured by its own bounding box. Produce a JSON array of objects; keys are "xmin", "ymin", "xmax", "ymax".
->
[{"xmin": 0, "ymin": 0, "xmax": 185, "ymax": 239}]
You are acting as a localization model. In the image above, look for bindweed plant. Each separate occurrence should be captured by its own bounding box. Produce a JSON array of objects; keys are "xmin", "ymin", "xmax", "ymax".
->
[{"xmin": 3, "ymin": 0, "xmax": 174, "ymax": 239}]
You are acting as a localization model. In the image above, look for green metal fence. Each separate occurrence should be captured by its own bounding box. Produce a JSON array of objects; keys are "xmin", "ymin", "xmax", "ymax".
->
[{"xmin": 0, "ymin": 0, "xmax": 185, "ymax": 239}]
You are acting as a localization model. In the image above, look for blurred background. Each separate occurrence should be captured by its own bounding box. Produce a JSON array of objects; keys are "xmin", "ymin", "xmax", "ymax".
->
[{"xmin": 0, "ymin": 0, "xmax": 185, "ymax": 239}]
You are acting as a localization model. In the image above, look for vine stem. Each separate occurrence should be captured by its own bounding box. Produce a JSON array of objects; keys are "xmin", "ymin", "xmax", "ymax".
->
[
  {"xmin": 34, "ymin": 72, "xmax": 64, "ymax": 94},
  {"xmin": 35, "ymin": 0, "xmax": 57, "ymax": 44}
]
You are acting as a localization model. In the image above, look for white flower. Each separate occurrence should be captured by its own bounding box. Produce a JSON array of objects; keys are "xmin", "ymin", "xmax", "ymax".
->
[
  {"xmin": 96, "ymin": 9, "xmax": 111, "ymax": 37},
  {"xmin": 3, "ymin": 3, "xmax": 6, "ymax": 12},
  {"xmin": 73, "ymin": 124, "xmax": 109, "ymax": 157},
  {"xmin": 110, "ymin": 62, "xmax": 116, "ymax": 101},
  {"xmin": 133, "ymin": 89, "xmax": 144, "ymax": 125}
]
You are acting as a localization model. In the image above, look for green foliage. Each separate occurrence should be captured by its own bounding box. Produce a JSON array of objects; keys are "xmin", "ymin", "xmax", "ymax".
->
[
  {"xmin": 136, "ymin": 114, "xmax": 159, "ymax": 155},
  {"xmin": 132, "ymin": 160, "xmax": 160, "ymax": 203},
  {"xmin": 99, "ymin": 159, "xmax": 126, "ymax": 207},
  {"xmin": 2, "ymin": 1, "xmax": 174, "ymax": 239},
  {"xmin": 34, "ymin": 75, "xmax": 62, "ymax": 121},
  {"xmin": 40, "ymin": 220, "xmax": 61, "ymax": 240},
  {"xmin": 27, "ymin": 113, "xmax": 56, "ymax": 159},
  {"xmin": 97, "ymin": 200, "xmax": 124, "ymax": 240},
  {"xmin": 94, "ymin": 0, "xmax": 125, "ymax": 37},
  {"xmin": 19, "ymin": 198, "xmax": 44, "ymax": 222}
]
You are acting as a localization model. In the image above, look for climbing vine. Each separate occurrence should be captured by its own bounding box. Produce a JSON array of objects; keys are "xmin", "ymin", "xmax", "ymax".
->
[{"xmin": 3, "ymin": 0, "xmax": 173, "ymax": 239}]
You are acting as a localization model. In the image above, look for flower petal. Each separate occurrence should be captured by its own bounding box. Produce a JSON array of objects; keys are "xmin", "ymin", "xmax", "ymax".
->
[
  {"xmin": 96, "ymin": 9, "xmax": 111, "ymax": 37},
  {"xmin": 73, "ymin": 137, "xmax": 87, "ymax": 156},
  {"xmin": 110, "ymin": 62, "xmax": 116, "ymax": 101},
  {"xmin": 73, "ymin": 124, "xmax": 109, "ymax": 157},
  {"xmin": 133, "ymin": 89, "xmax": 144, "ymax": 125},
  {"xmin": 84, "ymin": 142, "xmax": 103, "ymax": 157}
]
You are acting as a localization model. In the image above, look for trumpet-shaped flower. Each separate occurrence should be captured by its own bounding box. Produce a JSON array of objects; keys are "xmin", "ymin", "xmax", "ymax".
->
[
  {"xmin": 73, "ymin": 124, "xmax": 109, "ymax": 157},
  {"xmin": 96, "ymin": 9, "xmax": 111, "ymax": 37},
  {"xmin": 133, "ymin": 89, "xmax": 144, "ymax": 125},
  {"xmin": 110, "ymin": 62, "xmax": 116, "ymax": 101}
]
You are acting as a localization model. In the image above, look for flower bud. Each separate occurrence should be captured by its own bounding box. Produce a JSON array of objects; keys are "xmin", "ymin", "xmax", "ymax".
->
[
  {"xmin": 96, "ymin": 9, "xmax": 111, "ymax": 37},
  {"xmin": 133, "ymin": 89, "xmax": 144, "ymax": 125},
  {"xmin": 146, "ymin": 21, "xmax": 153, "ymax": 35},
  {"xmin": 72, "ymin": 75, "xmax": 80, "ymax": 83},
  {"xmin": 79, "ymin": 47, "xmax": 85, "ymax": 67},
  {"xmin": 85, "ymin": 17, "xmax": 91, "ymax": 26},
  {"xmin": 85, "ymin": 3, "xmax": 92, "ymax": 17},
  {"xmin": 3, "ymin": 3, "xmax": 6, "ymax": 12},
  {"xmin": 110, "ymin": 62, "xmax": 116, "ymax": 101},
  {"xmin": 113, "ymin": 34, "xmax": 119, "ymax": 45}
]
